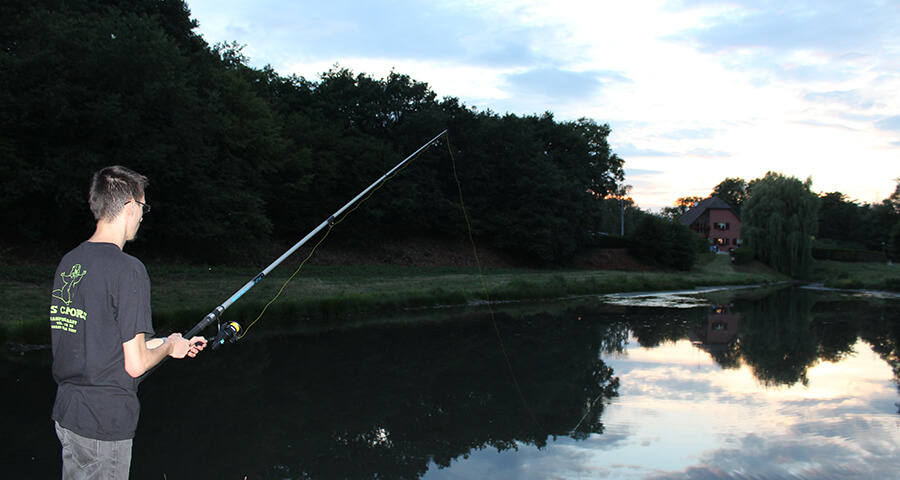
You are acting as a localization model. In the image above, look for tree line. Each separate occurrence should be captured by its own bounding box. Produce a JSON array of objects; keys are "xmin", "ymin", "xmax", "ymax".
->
[
  {"xmin": 663, "ymin": 174, "xmax": 900, "ymax": 278},
  {"xmin": 1, "ymin": 0, "xmax": 625, "ymax": 265},
  {"xmin": 5, "ymin": 0, "xmax": 895, "ymax": 276}
]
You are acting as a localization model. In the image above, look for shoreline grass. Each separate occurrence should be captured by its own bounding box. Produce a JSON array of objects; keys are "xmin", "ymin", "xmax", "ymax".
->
[
  {"xmin": 812, "ymin": 260, "xmax": 900, "ymax": 292},
  {"xmin": 8, "ymin": 254, "xmax": 900, "ymax": 345},
  {"xmin": 1, "ymin": 254, "xmax": 789, "ymax": 345}
]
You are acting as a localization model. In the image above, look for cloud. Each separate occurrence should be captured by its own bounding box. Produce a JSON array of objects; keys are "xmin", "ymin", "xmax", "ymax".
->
[
  {"xmin": 615, "ymin": 143, "xmax": 676, "ymax": 158},
  {"xmin": 615, "ymin": 142, "xmax": 731, "ymax": 160},
  {"xmin": 663, "ymin": 0, "xmax": 900, "ymax": 84},
  {"xmin": 668, "ymin": 0, "xmax": 892, "ymax": 51},
  {"xmin": 623, "ymin": 168, "xmax": 669, "ymax": 197},
  {"xmin": 792, "ymin": 119, "xmax": 858, "ymax": 132},
  {"xmin": 501, "ymin": 68, "xmax": 630, "ymax": 100},
  {"xmin": 802, "ymin": 90, "xmax": 879, "ymax": 110},
  {"xmin": 647, "ymin": 422, "xmax": 900, "ymax": 480},
  {"xmin": 194, "ymin": 0, "xmax": 549, "ymax": 66},
  {"xmin": 658, "ymin": 127, "xmax": 720, "ymax": 140},
  {"xmin": 686, "ymin": 147, "xmax": 732, "ymax": 158},
  {"xmin": 467, "ymin": 38, "xmax": 547, "ymax": 68},
  {"xmin": 874, "ymin": 115, "xmax": 900, "ymax": 132},
  {"xmin": 656, "ymin": 0, "xmax": 900, "ymax": 157},
  {"xmin": 625, "ymin": 168, "xmax": 667, "ymax": 177}
]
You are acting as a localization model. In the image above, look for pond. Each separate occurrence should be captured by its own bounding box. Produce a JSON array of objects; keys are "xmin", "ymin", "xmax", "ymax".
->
[{"xmin": 3, "ymin": 286, "xmax": 899, "ymax": 479}]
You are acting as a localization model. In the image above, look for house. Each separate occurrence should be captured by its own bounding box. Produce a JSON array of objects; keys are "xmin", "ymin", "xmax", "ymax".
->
[
  {"xmin": 689, "ymin": 303, "xmax": 741, "ymax": 356},
  {"xmin": 679, "ymin": 196, "xmax": 742, "ymax": 252},
  {"xmin": 703, "ymin": 303, "xmax": 740, "ymax": 344}
]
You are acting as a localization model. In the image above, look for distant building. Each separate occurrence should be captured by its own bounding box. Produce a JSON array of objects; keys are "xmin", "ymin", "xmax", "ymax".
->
[
  {"xmin": 689, "ymin": 303, "xmax": 741, "ymax": 358},
  {"xmin": 679, "ymin": 196, "xmax": 742, "ymax": 252}
]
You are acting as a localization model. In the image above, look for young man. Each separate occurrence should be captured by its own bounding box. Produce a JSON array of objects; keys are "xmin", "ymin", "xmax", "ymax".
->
[{"xmin": 50, "ymin": 165, "xmax": 207, "ymax": 479}]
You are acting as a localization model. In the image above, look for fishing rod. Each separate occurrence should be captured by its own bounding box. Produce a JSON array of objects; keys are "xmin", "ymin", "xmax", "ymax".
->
[{"xmin": 185, "ymin": 130, "xmax": 448, "ymax": 349}]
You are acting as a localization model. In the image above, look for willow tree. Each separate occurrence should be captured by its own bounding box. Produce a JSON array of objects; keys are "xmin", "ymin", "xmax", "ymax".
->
[{"xmin": 742, "ymin": 172, "xmax": 819, "ymax": 278}]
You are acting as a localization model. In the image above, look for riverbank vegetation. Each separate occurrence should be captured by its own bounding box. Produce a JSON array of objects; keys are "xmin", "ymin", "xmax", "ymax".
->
[
  {"xmin": 814, "ymin": 260, "xmax": 900, "ymax": 292},
  {"xmin": 4, "ymin": 244, "xmax": 899, "ymax": 346},
  {"xmin": 2, "ymin": 253, "xmax": 786, "ymax": 345}
]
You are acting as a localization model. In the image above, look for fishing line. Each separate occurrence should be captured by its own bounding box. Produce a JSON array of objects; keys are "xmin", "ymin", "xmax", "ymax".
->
[
  {"xmin": 190, "ymin": 129, "xmax": 546, "ymax": 435},
  {"xmin": 185, "ymin": 130, "xmax": 447, "ymax": 344},
  {"xmin": 238, "ymin": 142, "xmax": 433, "ymax": 339},
  {"xmin": 569, "ymin": 391, "xmax": 605, "ymax": 436},
  {"xmin": 444, "ymin": 135, "xmax": 547, "ymax": 436},
  {"xmin": 235, "ymin": 131, "xmax": 547, "ymax": 435}
]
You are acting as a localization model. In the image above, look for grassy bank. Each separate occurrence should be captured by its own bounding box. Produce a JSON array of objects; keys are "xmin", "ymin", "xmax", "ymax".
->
[
  {"xmin": 2, "ymin": 253, "xmax": 787, "ymax": 345},
  {"xmin": 5, "ymin": 252, "xmax": 897, "ymax": 346},
  {"xmin": 812, "ymin": 260, "xmax": 900, "ymax": 292}
]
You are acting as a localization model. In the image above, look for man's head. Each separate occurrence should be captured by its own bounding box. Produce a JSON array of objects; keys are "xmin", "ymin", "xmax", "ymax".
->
[{"xmin": 89, "ymin": 166, "xmax": 149, "ymax": 223}]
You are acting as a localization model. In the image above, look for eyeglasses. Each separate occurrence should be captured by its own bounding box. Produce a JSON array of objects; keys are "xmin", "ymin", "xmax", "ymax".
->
[{"xmin": 126, "ymin": 200, "xmax": 151, "ymax": 213}]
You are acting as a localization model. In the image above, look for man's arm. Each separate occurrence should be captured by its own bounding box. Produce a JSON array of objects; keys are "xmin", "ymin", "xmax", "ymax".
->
[{"xmin": 123, "ymin": 332, "xmax": 206, "ymax": 378}]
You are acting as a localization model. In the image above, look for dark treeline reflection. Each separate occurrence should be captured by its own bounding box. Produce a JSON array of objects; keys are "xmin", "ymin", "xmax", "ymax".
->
[
  {"xmin": 134, "ymin": 312, "xmax": 622, "ymax": 479},
  {"xmin": 3, "ymin": 288, "xmax": 899, "ymax": 479},
  {"xmin": 731, "ymin": 288, "xmax": 900, "ymax": 392},
  {"xmin": 601, "ymin": 288, "xmax": 900, "ymax": 394}
]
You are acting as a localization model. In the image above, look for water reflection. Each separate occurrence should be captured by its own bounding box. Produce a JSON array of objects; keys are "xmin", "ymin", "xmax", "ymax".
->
[
  {"xmin": 606, "ymin": 286, "xmax": 900, "ymax": 396},
  {"xmin": 690, "ymin": 302, "xmax": 742, "ymax": 369},
  {"xmin": 2, "ymin": 287, "xmax": 898, "ymax": 479},
  {"xmin": 594, "ymin": 337, "xmax": 900, "ymax": 480},
  {"xmin": 735, "ymin": 288, "xmax": 900, "ymax": 396},
  {"xmin": 133, "ymin": 311, "xmax": 622, "ymax": 479}
]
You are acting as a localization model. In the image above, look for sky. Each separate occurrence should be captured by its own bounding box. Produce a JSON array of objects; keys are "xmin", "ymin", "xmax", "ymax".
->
[{"xmin": 184, "ymin": 0, "xmax": 900, "ymax": 211}]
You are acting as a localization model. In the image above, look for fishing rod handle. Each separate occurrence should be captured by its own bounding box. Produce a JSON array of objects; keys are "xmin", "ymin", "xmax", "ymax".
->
[{"xmin": 184, "ymin": 306, "xmax": 225, "ymax": 339}]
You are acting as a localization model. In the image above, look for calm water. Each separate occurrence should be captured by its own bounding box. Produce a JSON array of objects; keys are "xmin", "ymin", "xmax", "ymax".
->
[{"xmin": 2, "ymin": 286, "xmax": 899, "ymax": 479}]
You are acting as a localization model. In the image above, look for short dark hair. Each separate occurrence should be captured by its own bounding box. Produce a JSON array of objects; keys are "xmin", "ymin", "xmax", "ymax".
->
[{"xmin": 89, "ymin": 166, "xmax": 149, "ymax": 222}]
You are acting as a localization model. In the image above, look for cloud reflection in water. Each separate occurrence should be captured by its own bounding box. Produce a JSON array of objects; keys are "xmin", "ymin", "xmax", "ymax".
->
[{"xmin": 424, "ymin": 337, "xmax": 899, "ymax": 480}]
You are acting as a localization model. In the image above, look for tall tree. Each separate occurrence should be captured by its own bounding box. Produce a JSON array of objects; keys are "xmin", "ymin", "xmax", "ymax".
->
[
  {"xmin": 889, "ymin": 221, "xmax": 900, "ymax": 261},
  {"xmin": 711, "ymin": 177, "xmax": 748, "ymax": 215},
  {"xmin": 0, "ymin": 0, "xmax": 280, "ymax": 262},
  {"xmin": 1, "ymin": 1, "xmax": 628, "ymax": 265},
  {"xmin": 742, "ymin": 172, "xmax": 819, "ymax": 278},
  {"xmin": 817, "ymin": 192, "xmax": 862, "ymax": 246},
  {"xmin": 859, "ymin": 179, "xmax": 900, "ymax": 252},
  {"xmin": 661, "ymin": 196, "xmax": 704, "ymax": 220},
  {"xmin": 887, "ymin": 178, "xmax": 900, "ymax": 215},
  {"xmin": 448, "ymin": 113, "xmax": 624, "ymax": 262},
  {"xmin": 629, "ymin": 214, "xmax": 699, "ymax": 270}
]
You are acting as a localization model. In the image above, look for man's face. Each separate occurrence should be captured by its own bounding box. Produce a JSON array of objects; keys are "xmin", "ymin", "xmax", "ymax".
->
[{"xmin": 126, "ymin": 196, "xmax": 146, "ymax": 242}]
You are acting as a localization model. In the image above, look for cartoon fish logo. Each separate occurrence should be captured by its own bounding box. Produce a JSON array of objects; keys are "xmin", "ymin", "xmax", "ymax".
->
[{"xmin": 52, "ymin": 264, "xmax": 87, "ymax": 305}]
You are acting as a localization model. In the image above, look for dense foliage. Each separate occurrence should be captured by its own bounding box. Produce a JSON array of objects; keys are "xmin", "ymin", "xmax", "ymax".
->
[
  {"xmin": 666, "ymin": 176, "xmax": 900, "ymax": 271},
  {"xmin": 711, "ymin": 177, "xmax": 748, "ymax": 215},
  {"xmin": 629, "ymin": 214, "xmax": 700, "ymax": 270},
  {"xmin": 659, "ymin": 196, "xmax": 703, "ymax": 220},
  {"xmin": 816, "ymin": 187, "xmax": 900, "ymax": 255},
  {"xmin": 742, "ymin": 172, "xmax": 819, "ymax": 278},
  {"xmin": 890, "ymin": 221, "xmax": 900, "ymax": 261},
  {"xmin": 1, "ymin": 0, "xmax": 625, "ymax": 264}
]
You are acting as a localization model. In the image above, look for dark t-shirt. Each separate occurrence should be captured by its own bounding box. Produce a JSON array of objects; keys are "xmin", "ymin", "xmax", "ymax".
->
[{"xmin": 50, "ymin": 241, "xmax": 154, "ymax": 441}]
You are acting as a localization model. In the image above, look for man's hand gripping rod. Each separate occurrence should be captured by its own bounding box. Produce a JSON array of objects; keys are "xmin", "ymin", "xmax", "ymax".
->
[{"xmin": 185, "ymin": 130, "xmax": 448, "ymax": 349}]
